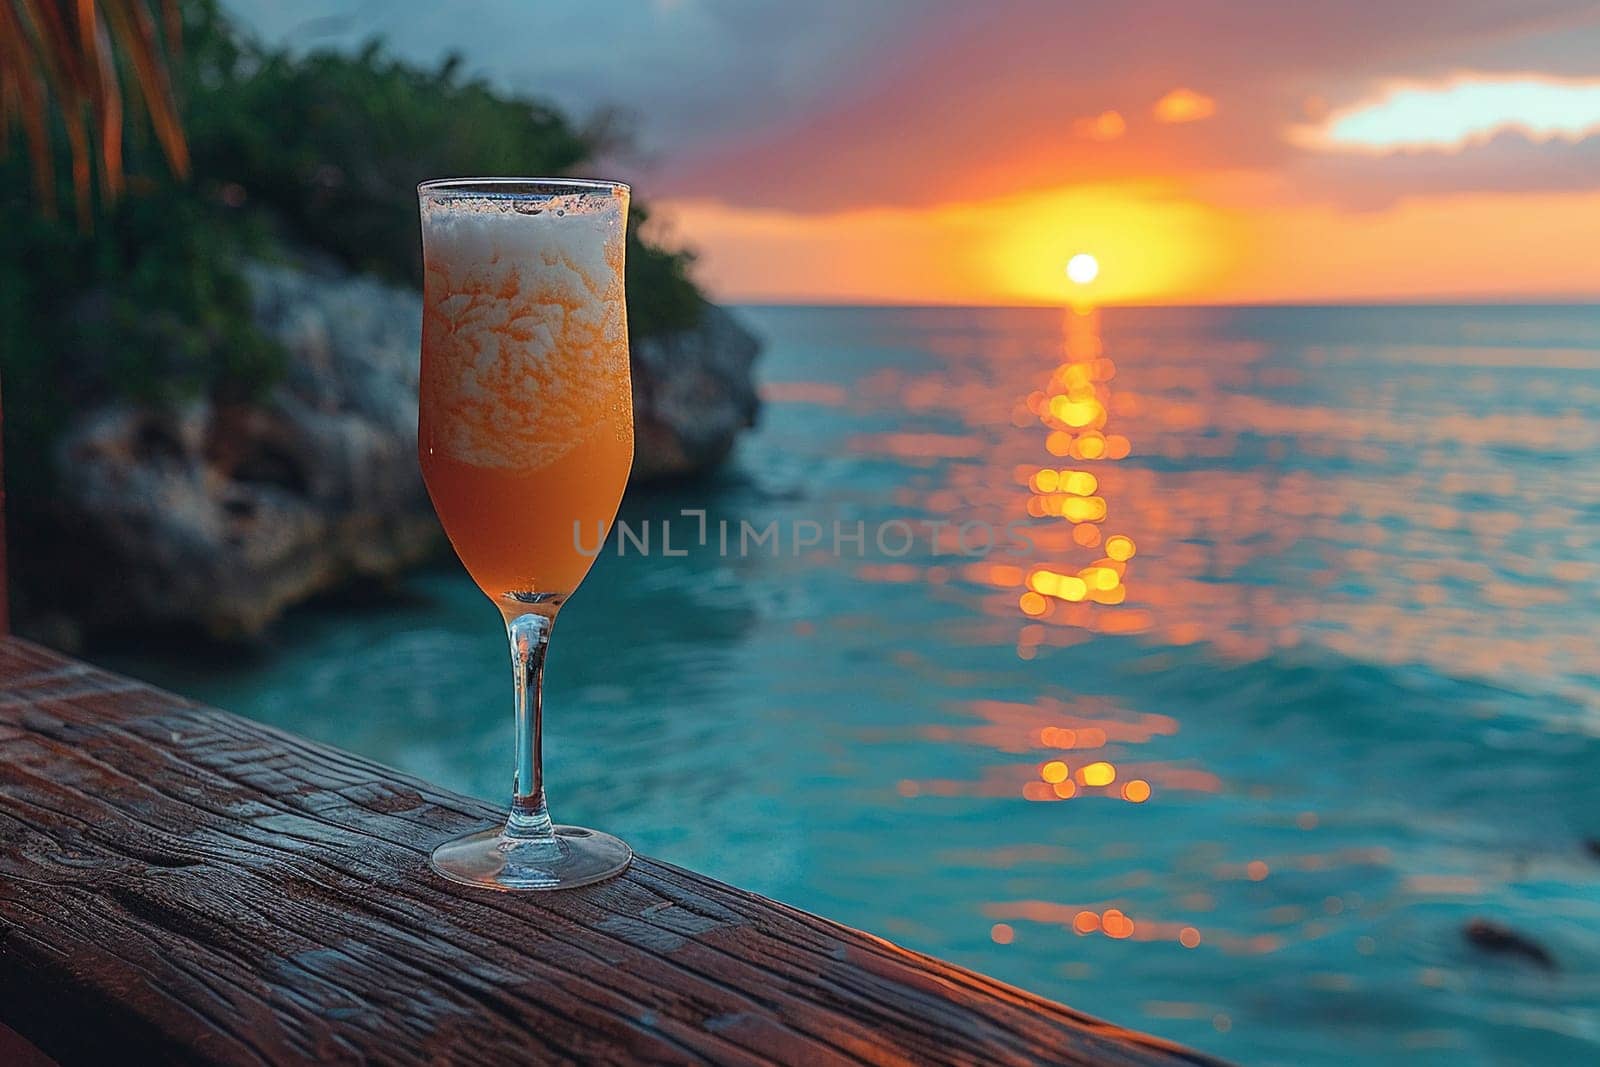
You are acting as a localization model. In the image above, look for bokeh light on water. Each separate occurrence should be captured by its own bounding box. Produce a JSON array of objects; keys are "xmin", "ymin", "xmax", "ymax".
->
[{"xmin": 117, "ymin": 305, "xmax": 1600, "ymax": 1065}]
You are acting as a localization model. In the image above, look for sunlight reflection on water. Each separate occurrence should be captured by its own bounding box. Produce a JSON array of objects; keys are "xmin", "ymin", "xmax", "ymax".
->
[{"xmin": 751, "ymin": 304, "xmax": 1600, "ymax": 1063}]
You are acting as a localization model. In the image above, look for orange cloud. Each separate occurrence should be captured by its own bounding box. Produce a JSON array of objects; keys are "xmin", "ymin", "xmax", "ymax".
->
[
  {"xmin": 1074, "ymin": 110, "xmax": 1127, "ymax": 142},
  {"xmin": 1153, "ymin": 88, "xmax": 1217, "ymax": 124}
]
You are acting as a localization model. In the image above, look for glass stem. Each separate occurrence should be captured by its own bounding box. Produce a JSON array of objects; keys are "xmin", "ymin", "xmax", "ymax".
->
[{"xmin": 505, "ymin": 611, "xmax": 556, "ymax": 841}]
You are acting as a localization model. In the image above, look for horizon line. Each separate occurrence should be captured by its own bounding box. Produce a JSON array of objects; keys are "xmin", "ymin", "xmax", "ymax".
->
[{"xmin": 725, "ymin": 296, "xmax": 1600, "ymax": 311}]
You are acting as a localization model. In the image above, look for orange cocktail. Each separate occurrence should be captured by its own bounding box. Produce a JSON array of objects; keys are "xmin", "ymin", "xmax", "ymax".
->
[
  {"xmin": 417, "ymin": 178, "xmax": 635, "ymax": 892},
  {"xmin": 418, "ymin": 182, "xmax": 633, "ymax": 605}
]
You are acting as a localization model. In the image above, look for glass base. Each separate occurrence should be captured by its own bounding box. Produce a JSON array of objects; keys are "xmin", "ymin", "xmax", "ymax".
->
[{"xmin": 429, "ymin": 823, "xmax": 632, "ymax": 891}]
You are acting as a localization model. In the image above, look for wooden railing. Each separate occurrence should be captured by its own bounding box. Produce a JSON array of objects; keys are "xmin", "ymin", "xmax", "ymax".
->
[{"xmin": 0, "ymin": 637, "xmax": 1226, "ymax": 1065}]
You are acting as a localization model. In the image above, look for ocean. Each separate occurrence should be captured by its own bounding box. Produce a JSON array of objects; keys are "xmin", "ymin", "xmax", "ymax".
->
[{"xmin": 115, "ymin": 304, "xmax": 1600, "ymax": 1065}]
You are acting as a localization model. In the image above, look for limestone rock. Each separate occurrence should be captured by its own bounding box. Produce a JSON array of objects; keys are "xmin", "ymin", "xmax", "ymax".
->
[{"xmin": 29, "ymin": 261, "xmax": 759, "ymax": 639}]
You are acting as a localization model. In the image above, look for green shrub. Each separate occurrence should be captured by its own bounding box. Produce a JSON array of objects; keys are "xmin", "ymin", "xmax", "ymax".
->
[
  {"xmin": 177, "ymin": 3, "xmax": 702, "ymax": 328},
  {"xmin": 0, "ymin": 136, "xmax": 281, "ymax": 500}
]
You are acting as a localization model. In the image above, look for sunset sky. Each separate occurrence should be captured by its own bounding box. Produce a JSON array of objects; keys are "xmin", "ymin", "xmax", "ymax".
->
[{"xmin": 230, "ymin": 1, "xmax": 1600, "ymax": 305}]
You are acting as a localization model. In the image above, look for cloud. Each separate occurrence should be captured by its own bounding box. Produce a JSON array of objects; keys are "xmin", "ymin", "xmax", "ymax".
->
[
  {"xmin": 645, "ymin": 0, "xmax": 1600, "ymax": 212},
  {"xmin": 221, "ymin": 0, "xmax": 928, "ymax": 160},
  {"xmin": 1153, "ymin": 88, "xmax": 1217, "ymax": 124},
  {"xmin": 1293, "ymin": 126, "xmax": 1600, "ymax": 207},
  {"xmin": 224, "ymin": 0, "xmax": 1600, "ymax": 222},
  {"xmin": 1296, "ymin": 74, "xmax": 1600, "ymax": 152},
  {"xmin": 1075, "ymin": 112, "xmax": 1127, "ymax": 142}
]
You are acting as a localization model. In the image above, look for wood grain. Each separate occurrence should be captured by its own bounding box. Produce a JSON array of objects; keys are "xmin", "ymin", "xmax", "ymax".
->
[{"xmin": 0, "ymin": 637, "xmax": 1225, "ymax": 1066}]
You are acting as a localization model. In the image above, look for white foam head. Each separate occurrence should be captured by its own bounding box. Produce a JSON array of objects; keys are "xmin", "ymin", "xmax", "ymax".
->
[{"xmin": 418, "ymin": 180, "xmax": 630, "ymax": 470}]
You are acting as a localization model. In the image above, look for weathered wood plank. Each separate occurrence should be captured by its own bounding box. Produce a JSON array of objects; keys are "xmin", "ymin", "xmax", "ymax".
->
[{"xmin": 0, "ymin": 637, "xmax": 1225, "ymax": 1066}]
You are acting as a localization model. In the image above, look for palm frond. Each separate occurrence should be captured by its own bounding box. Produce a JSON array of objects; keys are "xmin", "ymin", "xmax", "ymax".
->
[
  {"xmin": 0, "ymin": 1, "xmax": 56, "ymax": 215},
  {"xmin": 0, "ymin": 0, "xmax": 188, "ymax": 224},
  {"xmin": 83, "ymin": 1, "xmax": 127, "ymax": 200},
  {"xmin": 97, "ymin": 0, "xmax": 188, "ymax": 177}
]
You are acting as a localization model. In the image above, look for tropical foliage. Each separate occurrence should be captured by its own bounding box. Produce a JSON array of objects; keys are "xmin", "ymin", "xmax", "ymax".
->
[{"xmin": 0, "ymin": 0, "xmax": 704, "ymax": 501}]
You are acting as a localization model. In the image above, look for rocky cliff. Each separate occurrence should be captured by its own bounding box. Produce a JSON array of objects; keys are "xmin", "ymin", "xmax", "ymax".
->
[{"xmin": 24, "ymin": 261, "xmax": 759, "ymax": 642}]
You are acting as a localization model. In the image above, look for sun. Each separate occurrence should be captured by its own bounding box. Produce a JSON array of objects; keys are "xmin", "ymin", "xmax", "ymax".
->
[{"xmin": 1066, "ymin": 253, "xmax": 1100, "ymax": 285}]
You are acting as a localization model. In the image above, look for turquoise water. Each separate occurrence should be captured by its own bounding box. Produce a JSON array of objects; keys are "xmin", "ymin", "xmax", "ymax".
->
[{"xmin": 116, "ymin": 305, "xmax": 1600, "ymax": 1065}]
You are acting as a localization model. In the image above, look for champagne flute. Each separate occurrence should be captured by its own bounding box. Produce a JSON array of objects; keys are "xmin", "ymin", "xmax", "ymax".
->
[{"xmin": 417, "ymin": 178, "xmax": 633, "ymax": 890}]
